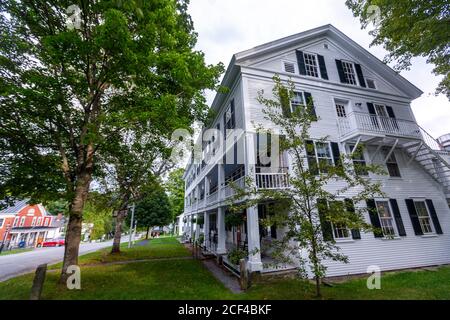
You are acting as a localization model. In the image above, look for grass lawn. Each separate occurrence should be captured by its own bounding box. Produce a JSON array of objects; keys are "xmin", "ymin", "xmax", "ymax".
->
[
  {"xmin": 0, "ymin": 248, "xmax": 33, "ymax": 256},
  {"xmin": 1, "ymin": 236, "xmax": 449, "ymax": 300}
]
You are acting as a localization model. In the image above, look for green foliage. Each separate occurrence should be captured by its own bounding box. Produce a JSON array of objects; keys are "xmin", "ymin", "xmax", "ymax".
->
[
  {"xmin": 225, "ymin": 211, "xmax": 245, "ymax": 229},
  {"xmin": 45, "ymin": 200, "xmax": 69, "ymax": 216},
  {"xmin": 82, "ymin": 193, "xmax": 114, "ymax": 240},
  {"xmin": 196, "ymin": 215, "xmax": 204, "ymax": 226},
  {"xmin": 197, "ymin": 233, "xmax": 204, "ymax": 245},
  {"xmin": 132, "ymin": 183, "xmax": 172, "ymax": 229},
  {"xmin": 346, "ymin": 0, "xmax": 450, "ymax": 98},
  {"xmin": 165, "ymin": 168, "xmax": 185, "ymax": 221},
  {"xmin": 227, "ymin": 248, "xmax": 247, "ymax": 266}
]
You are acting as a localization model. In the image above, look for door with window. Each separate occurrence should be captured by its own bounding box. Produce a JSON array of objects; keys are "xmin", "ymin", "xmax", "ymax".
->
[{"xmin": 374, "ymin": 104, "xmax": 390, "ymax": 131}]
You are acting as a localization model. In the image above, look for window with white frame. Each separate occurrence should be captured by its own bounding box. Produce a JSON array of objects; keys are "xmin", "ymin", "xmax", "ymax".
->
[
  {"xmin": 383, "ymin": 148, "xmax": 401, "ymax": 177},
  {"xmin": 0, "ymin": 218, "xmax": 4, "ymax": 228},
  {"xmin": 375, "ymin": 201, "xmax": 396, "ymax": 236},
  {"xmin": 290, "ymin": 91, "xmax": 305, "ymax": 113},
  {"xmin": 283, "ymin": 61, "xmax": 295, "ymax": 74},
  {"xmin": 303, "ymin": 53, "xmax": 319, "ymax": 77},
  {"xmin": 349, "ymin": 144, "xmax": 368, "ymax": 176},
  {"xmin": 44, "ymin": 218, "xmax": 50, "ymax": 226},
  {"xmin": 225, "ymin": 101, "xmax": 235, "ymax": 130},
  {"xmin": 20, "ymin": 216, "xmax": 26, "ymax": 227},
  {"xmin": 341, "ymin": 61, "xmax": 358, "ymax": 85},
  {"xmin": 329, "ymin": 201, "xmax": 351, "ymax": 239},
  {"xmin": 315, "ymin": 142, "xmax": 334, "ymax": 172},
  {"xmin": 13, "ymin": 217, "xmax": 19, "ymax": 227},
  {"xmin": 31, "ymin": 217, "xmax": 36, "ymax": 226},
  {"xmin": 37, "ymin": 217, "xmax": 42, "ymax": 226},
  {"xmin": 414, "ymin": 201, "xmax": 434, "ymax": 234},
  {"xmin": 335, "ymin": 103, "xmax": 347, "ymax": 118}
]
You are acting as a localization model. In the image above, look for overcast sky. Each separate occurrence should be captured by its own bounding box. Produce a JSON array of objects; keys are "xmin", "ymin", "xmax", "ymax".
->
[{"xmin": 188, "ymin": 0, "xmax": 450, "ymax": 139}]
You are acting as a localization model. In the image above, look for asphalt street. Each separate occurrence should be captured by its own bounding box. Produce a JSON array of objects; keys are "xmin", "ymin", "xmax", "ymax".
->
[{"xmin": 0, "ymin": 237, "xmax": 131, "ymax": 282}]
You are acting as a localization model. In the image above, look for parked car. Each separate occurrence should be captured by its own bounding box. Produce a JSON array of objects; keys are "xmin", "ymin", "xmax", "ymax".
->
[{"xmin": 37, "ymin": 238, "xmax": 65, "ymax": 247}]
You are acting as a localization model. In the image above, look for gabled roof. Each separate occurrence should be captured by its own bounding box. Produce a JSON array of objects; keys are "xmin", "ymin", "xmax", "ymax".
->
[
  {"xmin": 0, "ymin": 199, "xmax": 29, "ymax": 215},
  {"xmin": 211, "ymin": 24, "xmax": 422, "ymax": 111}
]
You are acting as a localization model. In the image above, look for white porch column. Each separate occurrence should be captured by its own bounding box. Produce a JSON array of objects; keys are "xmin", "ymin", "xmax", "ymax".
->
[
  {"xmin": 217, "ymin": 207, "xmax": 226, "ymax": 254},
  {"xmin": 204, "ymin": 178, "xmax": 209, "ymax": 207},
  {"xmin": 195, "ymin": 213, "xmax": 200, "ymax": 241},
  {"xmin": 218, "ymin": 163, "xmax": 225, "ymax": 200},
  {"xmin": 244, "ymin": 131, "xmax": 257, "ymax": 184},
  {"xmin": 204, "ymin": 212, "xmax": 210, "ymax": 248},
  {"xmin": 246, "ymin": 205, "xmax": 263, "ymax": 272}
]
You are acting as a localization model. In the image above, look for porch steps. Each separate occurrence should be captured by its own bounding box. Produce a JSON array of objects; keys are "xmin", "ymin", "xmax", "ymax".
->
[{"xmin": 401, "ymin": 127, "xmax": 450, "ymax": 197}]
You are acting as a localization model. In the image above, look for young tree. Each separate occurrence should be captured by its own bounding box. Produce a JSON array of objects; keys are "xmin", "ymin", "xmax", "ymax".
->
[
  {"xmin": 230, "ymin": 76, "xmax": 385, "ymax": 297},
  {"xmin": 132, "ymin": 184, "xmax": 172, "ymax": 239},
  {"xmin": 0, "ymin": 0, "xmax": 223, "ymax": 281},
  {"xmin": 346, "ymin": 0, "xmax": 450, "ymax": 98}
]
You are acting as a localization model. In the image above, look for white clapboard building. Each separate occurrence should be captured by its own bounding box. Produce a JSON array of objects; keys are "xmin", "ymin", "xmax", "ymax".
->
[{"xmin": 178, "ymin": 25, "xmax": 450, "ymax": 277}]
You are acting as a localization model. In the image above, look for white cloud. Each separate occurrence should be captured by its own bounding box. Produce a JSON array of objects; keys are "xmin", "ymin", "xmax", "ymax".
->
[{"xmin": 189, "ymin": 0, "xmax": 450, "ymax": 139}]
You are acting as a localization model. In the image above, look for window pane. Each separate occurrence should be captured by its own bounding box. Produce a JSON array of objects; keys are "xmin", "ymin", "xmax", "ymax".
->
[
  {"xmin": 316, "ymin": 143, "xmax": 331, "ymax": 158},
  {"xmin": 342, "ymin": 61, "xmax": 357, "ymax": 85},
  {"xmin": 414, "ymin": 201, "xmax": 428, "ymax": 217},
  {"xmin": 376, "ymin": 201, "xmax": 391, "ymax": 218},
  {"xmin": 304, "ymin": 53, "xmax": 319, "ymax": 77}
]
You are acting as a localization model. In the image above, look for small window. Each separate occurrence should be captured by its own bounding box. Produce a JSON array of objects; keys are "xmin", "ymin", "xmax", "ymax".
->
[
  {"xmin": 37, "ymin": 217, "xmax": 42, "ymax": 226},
  {"xmin": 303, "ymin": 53, "xmax": 320, "ymax": 78},
  {"xmin": 31, "ymin": 217, "xmax": 36, "ymax": 226},
  {"xmin": 447, "ymin": 198, "xmax": 450, "ymax": 209},
  {"xmin": 414, "ymin": 201, "xmax": 434, "ymax": 234},
  {"xmin": 335, "ymin": 104, "xmax": 347, "ymax": 118},
  {"xmin": 290, "ymin": 91, "xmax": 305, "ymax": 113},
  {"xmin": 0, "ymin": 218, "xmax": 4, "ymax": 228},
  {"xmin": 376, "ymin": 201, "xmax": 396, "ymax": 236},
  {"xmin": 224, "ymin": 100, "xmax": 235, "ymax": 131},
  {"xmin": 13, "ymin": 217, "xmax": 19, "ymax": 227},
  {"xmin": 283, "ymin": 61, "xmax": 295, "ymax": 74},
  {"xmin": 20, "ymin": 216, "xmax": 26, "ymax": 227},
  {"xmin": 341, "ymin": 61, "xmax": 357, "ymax": 85},
  {"xmin": 383, "ymin": 148, "xmax": 401, "ymax": 177},
  {"xmin": 44, "ymin": 218, "xmax": 50, "ymax": 226},
  {"xmin": 366, "ymin": 79, "xmax": 376, "ymax": 89}
]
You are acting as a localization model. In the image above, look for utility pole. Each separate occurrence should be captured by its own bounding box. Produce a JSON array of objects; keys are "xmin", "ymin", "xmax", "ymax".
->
[
  {"xmin": 132, "ymin": 219, "xmax": 138, "ymax": 245},
  {"xmin": 128, "ymin": 203, "xmax": 135, "ymax": 249}
]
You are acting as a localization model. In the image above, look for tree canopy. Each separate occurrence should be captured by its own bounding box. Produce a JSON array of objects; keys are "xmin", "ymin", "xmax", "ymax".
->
[
  {"xmin": 346, "ymin": 0, "xmax": 450, "ymax": 98},
  {"xmin": 165, "ymin": 167, "xmax": 185, "ymax": 222},
  {"xmin": 0, "ymin": 0, "xmax": 223, "ymax": 280}
]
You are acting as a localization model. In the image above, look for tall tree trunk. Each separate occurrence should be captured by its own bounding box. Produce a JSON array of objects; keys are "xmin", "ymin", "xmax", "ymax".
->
[
  {"xmin": 111, "ymin": 209, "xmax": 127, "ymax": 254},
  {"xmin": 59, "ymin": 171, "xmax": 92, "ymax": 284},
  {"xmin": 146, "ymin": 226, "xmax": 150, "ymax": 239}
]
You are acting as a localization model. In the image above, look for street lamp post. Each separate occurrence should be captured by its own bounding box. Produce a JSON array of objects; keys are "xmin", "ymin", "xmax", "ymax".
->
[{"xmin": 128, "ymin": 203, "xmax": 135, "ymax": 249}]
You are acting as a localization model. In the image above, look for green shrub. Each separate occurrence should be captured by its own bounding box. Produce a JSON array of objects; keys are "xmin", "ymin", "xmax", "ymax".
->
[{"xmin": 227, "ymin": 248, "xmax": 247, "ymax": 265}]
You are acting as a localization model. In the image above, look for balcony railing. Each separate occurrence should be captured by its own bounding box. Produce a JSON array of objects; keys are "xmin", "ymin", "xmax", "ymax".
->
[
  {"xmin": 337, "ymin": 112, "xmax": 421, "ymax": 140},
  {"xmin": 256, "ymin": 171, "xmax": 289, "ymax": 189},
  {"xmin": 206, "ymin": 190, "xmax": 218, "ymax": 205},
  {"xmin": 224, "ymin": 176, "xmax": 246, "ymax": 198}
]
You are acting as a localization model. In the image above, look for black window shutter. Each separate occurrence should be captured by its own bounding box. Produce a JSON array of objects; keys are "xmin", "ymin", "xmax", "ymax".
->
[
  {"xmin": 389, "ymin": 199, "xmax": 406, "ymax": 236},
  {"xmin": 354, "ymin": 63, "xmax": 366, "ymax": 87},
  {"xmin": 296, "ymin": 50, "xmax": 306, "ymax": 75},
  {"xmin": 303, "ymin": 92, "xmax": 317, "ymax": 121},
  {"xmin": 405, "ymin": 199, "xmax": 423, "ymax": 235},
  {"xmin": 335, "ymin": 59, "xmax": 346, "ymax": 83},
  {"xmin": 223, "ymin": 111, "xmax": 227, "ymax": 139},
  {"xmin": 366, "ymin": 199, "xmax": 383, "ymax": 238},
  {"xmin": 345, "ymin": 198, "xmax": 361, "ymax": 239},
  {"xmin": 426, "ymin": 199, "xmax": 443, "ymax": 234},
  {"xmin": 305, "ymin": 140, "xmax": 318, "ymax": 175},
  {"xmin": 331, "ymin": 142, "xmax": 341, "ymax": 167},
  {"xmin": 317, "ymin": 199, "xmax": 333, "ymax": 241},
  {"xmin": 317, "ymin": 55, "xmax": 328, "ymax": 80}
]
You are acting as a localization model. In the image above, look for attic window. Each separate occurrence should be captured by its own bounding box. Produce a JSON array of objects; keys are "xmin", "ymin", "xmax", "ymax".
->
[
  {"xmin": 283, "ymin": 61, "xmax": 295, "ymax": 74},
  {"xmin": 366, "ymin": 79, "xmax": 376, "ymax": 89},
  {"xmin": 323, "ymin": 43, "xmax": 329, "ymax": 49}
]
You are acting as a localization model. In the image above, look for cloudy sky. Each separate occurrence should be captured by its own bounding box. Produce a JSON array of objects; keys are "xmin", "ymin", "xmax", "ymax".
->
[{"xmin": 188, "ymin": 0, "xmax": 450, "ymax": 139}]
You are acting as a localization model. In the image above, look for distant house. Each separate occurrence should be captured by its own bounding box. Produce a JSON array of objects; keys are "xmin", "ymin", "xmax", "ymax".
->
[{"xmin": 0, "ymin": 199, "xmax": 60, "ymax": 248}]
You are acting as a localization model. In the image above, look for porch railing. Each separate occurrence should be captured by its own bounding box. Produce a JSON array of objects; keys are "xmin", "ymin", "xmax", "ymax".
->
[
  {"xmin": 206, "ymin": 190, "xmax": 218, "ymax": 205},
  {"xmin": 256, "ymin": 171, "xmax": 289, "ymax": 189},
  {"xmin": 337, "ymin": 112, "xmax": 421, "ymax": 140},
  {"xmin": 223, "ymin": 176, "xmax": 246, "ymax": 198}
]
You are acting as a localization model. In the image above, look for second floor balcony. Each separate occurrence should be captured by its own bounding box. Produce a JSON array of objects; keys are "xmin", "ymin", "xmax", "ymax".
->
[{"xmin": 337, "ymin": 112, "xmax": 421, "ymax": 142}]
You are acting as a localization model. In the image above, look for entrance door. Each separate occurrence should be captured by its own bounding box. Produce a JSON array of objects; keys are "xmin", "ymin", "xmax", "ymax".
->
[{"xmin": 374, "ymin": 104, "xmax": 391, "ymax": 131}]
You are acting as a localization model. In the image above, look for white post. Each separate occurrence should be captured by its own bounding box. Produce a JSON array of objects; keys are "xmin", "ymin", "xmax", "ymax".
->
[
  {"xmin": 204, "ymin": 212, "xmax": 210, "ymax": 249},
  {"xmin": 246, "ymin": 205, "xmax": 263, "ymax": 272},
  {"xmin": 195, "ymin": 213, "xmax": 200, "ymax": 242},
  {"xmin": 217, "ymin": 207, "xmax": 226, "ymax": 254}
]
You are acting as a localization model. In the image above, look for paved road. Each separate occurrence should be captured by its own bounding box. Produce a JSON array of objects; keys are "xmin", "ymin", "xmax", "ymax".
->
[{"xmin": 0, "ymin": 237, "xmax": 132, "ymax": 282}]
